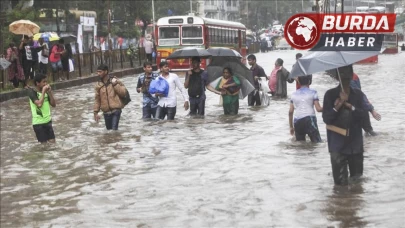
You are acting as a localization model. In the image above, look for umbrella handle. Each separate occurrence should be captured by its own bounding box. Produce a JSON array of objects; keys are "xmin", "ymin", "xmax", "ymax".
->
[{"xmin": 337, "ymin": 70, "xmax": 344, "ymax": 92}]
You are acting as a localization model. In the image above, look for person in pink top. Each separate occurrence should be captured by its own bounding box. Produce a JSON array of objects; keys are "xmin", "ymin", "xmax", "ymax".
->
[
  {"xmin": 49, "ymin": 39, "xmax": 65, "ymax": 81},
  {"xmin": 268, "ymin": 58, "xmax": 291, "ymax": 98}
]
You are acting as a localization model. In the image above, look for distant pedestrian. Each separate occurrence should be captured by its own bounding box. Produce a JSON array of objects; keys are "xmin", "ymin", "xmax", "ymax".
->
[
  {"xmin": 20, "ymin": 36, "xmax": 42, "ymax": 88},
  {"xmin": 289, "ymin": 75, "xmax": 323, "ymax": 143},
  {"xmin": 94, "ymin": 65, "xmax": 128, "ymax": 130},
  {"xmin": 268, "ymin": 58, "xmax": 291, "ymax": 98},
  {"xmin": 143, "ymin": 36, "xmax": 154, "ymax": 62},
  {"xmin": 28, "ymin": 73, "xmax": 56, "ymax": 144},
  {"xmin": 289, "ymin": 53, "xmax": 312, "ymax": 90},
  {"xmin": 49, "ymin": 39, "xmax": 65, "ymax": 81},
  {"xmin": 37, "ymin": 38, "xmax": 49, "ymax": 75},
  {"xmin": 247, "ymin": 54, "xmax": 267, "ymax": 106},
  {"xmin": 6, "ymin": 42, "xmax": 24, "ymax": 89}
]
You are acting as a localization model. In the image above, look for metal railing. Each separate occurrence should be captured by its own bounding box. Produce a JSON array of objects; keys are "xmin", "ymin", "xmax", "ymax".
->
[{"xmin": 1, "ymin": 47, "xmax": 151, "ymax": 91}]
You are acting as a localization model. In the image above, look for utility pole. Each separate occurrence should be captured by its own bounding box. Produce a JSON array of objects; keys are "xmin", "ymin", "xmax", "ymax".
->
[
  {"xmin": 302, "ymin": 0, "xmax": 304, "ymax": 12},
  {"xmin": 190, "ymin": 0, "xmax": 193, "ymax": 14},
  {"xmin": 341, "ymin": 0, "xmax": 344, "ymax": 13},
  {"xmin": 152, "ymin": 0, "xmax": 155, "ymax": 39}
]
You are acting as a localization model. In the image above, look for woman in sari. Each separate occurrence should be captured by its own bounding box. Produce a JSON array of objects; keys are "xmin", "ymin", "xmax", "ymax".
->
[
  {"xmin": 215, "ymin": 67, "xmax": 241, "ymax": 115},
  {"xmin": 6, "ymin": 42, "xmax": 24, "ymax": 89}
]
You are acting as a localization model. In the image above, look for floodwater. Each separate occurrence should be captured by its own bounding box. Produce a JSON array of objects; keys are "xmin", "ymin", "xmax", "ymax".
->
[{"xmin": 1, "ymin": 50, "xmax": 404, "ymax": 227}]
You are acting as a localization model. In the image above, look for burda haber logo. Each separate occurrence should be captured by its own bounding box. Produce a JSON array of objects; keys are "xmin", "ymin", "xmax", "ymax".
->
[{"xmin": 284, "ymin": 13, "xmax": 397, "ymax": 51}]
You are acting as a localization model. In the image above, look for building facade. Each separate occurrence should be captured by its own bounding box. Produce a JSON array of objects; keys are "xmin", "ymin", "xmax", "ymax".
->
[{"xmin": 198, "ymin": 0, "xmax": 240, "ymax": 22}]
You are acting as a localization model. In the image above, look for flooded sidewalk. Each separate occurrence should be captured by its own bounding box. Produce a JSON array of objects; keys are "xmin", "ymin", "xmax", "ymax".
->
[{"xmin": 1, "ymin": 50, "xmax": 404, "ymax": 227}]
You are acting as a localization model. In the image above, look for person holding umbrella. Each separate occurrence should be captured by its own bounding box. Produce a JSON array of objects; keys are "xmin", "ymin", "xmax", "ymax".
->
[
  {"xmin": 214, "ymin": 67, "xmax": 241, "ymax": 115},
  {"xmin": 322, "ymin": 64, "xmax": 369, "ymax": 186},
  {"xmin": 184, "ymin": 57, "xmax": 219, "ymax": 116},
  {"xmin": 19, "ymin": 36, "xmax": 43, "ymax": 88}
]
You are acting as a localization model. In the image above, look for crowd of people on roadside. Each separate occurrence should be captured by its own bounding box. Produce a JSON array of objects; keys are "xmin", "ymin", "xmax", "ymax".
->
[
  {"xmin": 27, "ymin": 52, "xmax": 382, "ymax": 186},
  {"xmin": 5, "ymin": 36, "xmax": 73, "ymax": 90}
]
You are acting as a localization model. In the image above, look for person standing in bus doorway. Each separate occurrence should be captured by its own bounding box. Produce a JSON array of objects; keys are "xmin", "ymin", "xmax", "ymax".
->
[
  {"xmin": 184, "ymin": 57, "xmax": 219, "ymax": 117},
  {"xmin": 143, "ymin": 35, "xmax": 154, "ymax": 62},
  {"xmin": 154, "ymin": 61, "xmax": 189, "ymax": 120},
  {"xmin": 247, "ymin": 54, "xmax": 267, "ymax": 106},
  {"xmin": 137, "ymin": 62, "xmax": 160, "ymax": 119}
]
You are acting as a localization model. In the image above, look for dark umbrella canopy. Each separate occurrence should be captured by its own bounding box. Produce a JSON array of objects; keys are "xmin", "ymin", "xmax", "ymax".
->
[
  {"xmin": 207, "ymin": 57, "xmax": 254, "ymax": 99},
  {"xmin": 166, "ymin": 48, "xmax": 212, "ymax": 59},
  {"xmin": 206, "ymin": 48, "xmax": 242, "ymax": 58},
  {"xmin": 60, "ymin": 35, "xmax": 77, "ymax": 43},
  {"xmin": 207, "ymin": 57, "xmax": 254, "ymax": 85},
  {"xmin": 289, "ymin": 50, "xmax": 380, "ymax": 79}
]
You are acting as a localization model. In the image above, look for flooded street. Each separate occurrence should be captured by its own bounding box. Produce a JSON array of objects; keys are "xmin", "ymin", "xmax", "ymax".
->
[{"xmin": 1, "ymin": 50, "xmax": 404, "ymax": 227}]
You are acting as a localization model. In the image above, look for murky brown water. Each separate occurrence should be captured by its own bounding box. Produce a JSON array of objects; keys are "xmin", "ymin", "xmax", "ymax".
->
[{"xmin": 1, "ymin": 50, "xmax": 404, "ymax": 227}]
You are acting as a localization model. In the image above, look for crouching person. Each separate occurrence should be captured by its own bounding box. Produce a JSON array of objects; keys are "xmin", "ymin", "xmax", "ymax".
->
[{"xmin": 93, "ymin": 64, "xmax": 128, "ymax": 130}]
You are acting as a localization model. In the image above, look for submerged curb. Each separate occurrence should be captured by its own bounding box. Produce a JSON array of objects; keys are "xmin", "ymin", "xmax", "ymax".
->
[{"xmin": 0, "ymin": 65, "xmax": 157, "ymax": 103}]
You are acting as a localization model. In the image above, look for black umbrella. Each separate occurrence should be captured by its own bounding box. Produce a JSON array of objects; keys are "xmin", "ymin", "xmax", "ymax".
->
[
  {"xmin": 166, "ymin": 48, "xmax": 212, "ymax": 59},
  {"xmin": 207, "ymin": 57, "xmax": 255, "ymax": 99},
  {"xmin": 60, "ymin": 34, "xmax": 77, "ymax": 43},
  {"xmin": 206, "ymin": 47, "xmax": 242, "ymax": 58}
]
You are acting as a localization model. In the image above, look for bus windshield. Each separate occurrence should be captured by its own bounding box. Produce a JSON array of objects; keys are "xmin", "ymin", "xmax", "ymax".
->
[
  {"xmin": 182, "ymin": 26, "xmax": 203, "ymax": 45},
  {"xmin": 159, "ymin": 27, "xmax": 180, "ymax": 46}
]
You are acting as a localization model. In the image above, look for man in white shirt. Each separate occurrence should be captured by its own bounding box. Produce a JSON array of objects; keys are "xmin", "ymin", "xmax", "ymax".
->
[
  {"xmin": 143, "ymin": 36, "xmax": 154, "ymax": 62},
  {"xmin": 154, "ymin": 61, "xmax": 189, "ymax": 120},
  {"xmin": 38, "ymin": 38, "xmax": 49, "ymax": 75}
]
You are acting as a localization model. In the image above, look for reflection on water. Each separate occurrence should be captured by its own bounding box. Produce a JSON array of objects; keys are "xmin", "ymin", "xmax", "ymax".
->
[
  {"xmin": 322, "ymin": 183, "xmax": 367, "ymax": 228},
  {"xmin": 1, "ymin": 51, "xmax": 405, "ymax": 227}
]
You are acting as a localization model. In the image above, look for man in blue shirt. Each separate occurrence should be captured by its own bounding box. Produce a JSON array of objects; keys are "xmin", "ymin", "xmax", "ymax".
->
[{"xmin": 137, "ymin": 62, "xmax": 159, "ymax": 119}]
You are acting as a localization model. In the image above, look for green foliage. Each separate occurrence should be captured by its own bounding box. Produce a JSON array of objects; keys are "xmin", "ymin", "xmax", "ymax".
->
[{"xmin": 2, "ymin": 1, "xmax": 41, "ymax": 47}]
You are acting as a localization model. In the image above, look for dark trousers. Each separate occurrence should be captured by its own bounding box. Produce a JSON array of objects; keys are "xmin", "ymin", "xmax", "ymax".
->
[
  {"xmin": 38, "ymin": 62, "xmax": 48, "ymax": 75},
  {"xmin": 22, "ymin": 59, "xmax": 36, "ymax": 80},
  {"xmin": 330, "ymin": 152, "xmax": 364, "ymax": 186},
  {"xmin": 146, "ymin": 53, "xmax": 152, "ymax": 62},
  {"xmin": 294, "ymin": 116, "xmax": 322, "ymax": 143},
  {"xmin": 189, "ymin": 97, "xmax": 206, "ymax": 116},
  {"xmin": 142, "ymin": 104, "xmax": 157, "ymax": 119},
  {"xmin": 103, "ymin": 110, "xmax": 121, "ymax": 130},
  {"xmin": 156, "ymin": 106, "xmax": 176, "ymax": 120},
  {"xmin": 248, "ymin": 90, "xmax": 261, "ymax": 106}
]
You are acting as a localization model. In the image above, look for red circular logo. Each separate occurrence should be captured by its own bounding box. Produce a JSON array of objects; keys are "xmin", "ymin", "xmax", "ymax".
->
[{"xmin": 284, "ymin": 14, "xmax": 321, "ymax": 50}]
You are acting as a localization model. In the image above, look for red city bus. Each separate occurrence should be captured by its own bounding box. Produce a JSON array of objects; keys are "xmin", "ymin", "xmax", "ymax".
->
[{"xmin": 155, "ymin": 15, "xmax": 247, "ymax": 71}]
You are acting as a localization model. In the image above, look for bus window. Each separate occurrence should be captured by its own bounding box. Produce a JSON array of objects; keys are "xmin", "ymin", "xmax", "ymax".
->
[
  {"xmin": 209, "ymin": 27, "xmax": 214, "ymax": 44},
  {"xmin": 215, "ymin": 28, "xmax": 220, "ymax": 44},
  {"xmin": 233, "ymin": 30, "xmax": 238, "ymax": 44},
  {"xmin": 227, "ymin": 29, "xmax": 231, "ymax": 44},
  {"xmin": 182, "ymin": 26, "xmax": 203, "ymax": 44},
  {"xmin": 159, "ymin": 27, "xmax": 180, "ymax": 45},
  {"xmin": 221, "ymin": 29, "xmax": 225, "ymax": 44}
]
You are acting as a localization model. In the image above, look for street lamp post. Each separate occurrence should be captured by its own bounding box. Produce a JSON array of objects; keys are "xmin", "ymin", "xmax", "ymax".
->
[{"xmin": 152, "ymin": 0, "xmax": 155, "ymax": 39}]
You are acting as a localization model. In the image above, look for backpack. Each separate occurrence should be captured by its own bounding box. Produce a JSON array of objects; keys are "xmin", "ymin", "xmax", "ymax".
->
[
  {"xmin": 188, "ymin": 70, "xmax": 203, "ymax": 97},
  {"xmin": 111, "ymin": 77, "xmax": 131, "ymax": 106}
]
